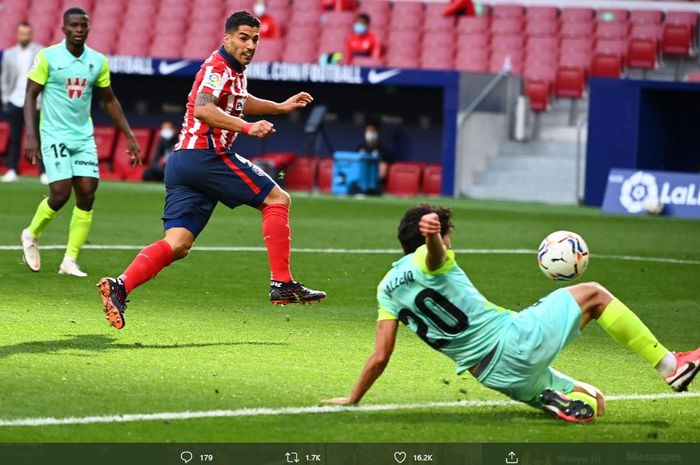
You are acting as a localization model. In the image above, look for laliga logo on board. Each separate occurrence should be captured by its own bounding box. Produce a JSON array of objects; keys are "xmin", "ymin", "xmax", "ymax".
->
[
  {"xmin": 619, "ymin": 171, "xmax": 658, "ymax": 213},
  {"xmin": 619, "ymin": 171, "xmax": 700, "ymax": 213}
]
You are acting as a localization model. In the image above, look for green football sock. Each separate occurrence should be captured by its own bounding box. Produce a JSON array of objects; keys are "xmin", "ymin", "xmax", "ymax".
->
[
  {"xmin": 597, "ymin": 298, "xmax": 669, "ymax": 367},
  {"xmin": 27, "ymin": 198, "xmax": 58, "ymax": 238},
  {"xmin": 65, "ymin": 207, "xmax": 93, "ymax": 260}
]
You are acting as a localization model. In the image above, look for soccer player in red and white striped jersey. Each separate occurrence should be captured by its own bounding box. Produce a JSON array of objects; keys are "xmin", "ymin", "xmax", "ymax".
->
[{"xmin": 98, "ymin": 11, "xmax": 325, "ymax": 330}]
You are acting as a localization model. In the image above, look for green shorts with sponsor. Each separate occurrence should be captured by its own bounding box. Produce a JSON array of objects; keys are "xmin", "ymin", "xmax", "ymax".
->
[
  {"xmin": 478, "ymin": 288, "xmax": 583, "ymax": 406},
  {"xmin": 41, "ymin": 137, "xmax": 99, "ymax": 183}
]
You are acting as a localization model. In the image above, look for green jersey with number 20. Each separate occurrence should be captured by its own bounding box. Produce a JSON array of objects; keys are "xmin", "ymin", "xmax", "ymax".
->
[{"xmin": 377, "ymin": 245, "xmax": 513, "ymax": 374}]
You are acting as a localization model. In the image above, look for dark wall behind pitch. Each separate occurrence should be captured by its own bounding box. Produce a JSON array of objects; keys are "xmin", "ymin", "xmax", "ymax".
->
[{"xmin": 92, "ymin": 74, "xmax": 445, "ymax": 164}]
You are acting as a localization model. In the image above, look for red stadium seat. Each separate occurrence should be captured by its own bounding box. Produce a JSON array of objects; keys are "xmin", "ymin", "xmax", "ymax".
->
[
  {"xmin": 559, "ymin": 51, "xmax": 591, "ymax": 71},
  {"xmin": 631, "ymin": 24, "xmax": 663, "ymax": 41},
  {"xmin": 525, "ymin": 20, "xmax": 559, "ymax": 37},
  {"xmin": 150, "ymin": 35, "xmax": 184, "ymax": 59},
  {"xmin": 527, "ymin": 36, "xmax": 559, "ymax": 54},
  {"xmin": 386, "ymin": 162, "xmax": 423, "ymax": 197},
  {"xmin": 457, "ymin": 32, "xmax": 489, "ymax": 50},
  {"xmin": 560, "ymin": 21, "xmax": 595, "ymax": 39},
  {"xmin": 560, "ymin": 8, "xmax": 594, "ymax": 23},
  {"xmin": 113, "ymin": 128, "xmax": 153, "ymax": 180},
  {"xmin": 560, "ymin": 38, "xmax": 593, "ymax": 54},
  {"xmin": 630, "ymin": 10, "xmax": 662, "ymax": 26},
  {"xmin": 627, "ymin": 38, "xmax": 657, "ymax": 70},
  {"xmin": 323, "ymin": 11, "xmax": 355, "ymax": 28},
  {"xmin": 319, "ymin": 28, "xmax": 349, "ymax": 55},
  {"xmin": 555, "ymin": 66, "xmax": 585, "ymax": 99},
  {"xmin": 362, "ymin": 1, "xmax": 391, "ymax": 26},
  {"xmin": 665, "ymin": 11, "xmax": 698, "ymax": 36},
  {"xmin": 662, "ymin": 24, "xmax": 692, "ymax": 56},
  {"xmin": 490, "ymin": 51, "xmax": 524, "ymax": 74},
  {"xmin": 526, "ymin": 6, "xmax": 558, "ymax": 21},
  {"xmin": 491, "ymin": 18, "xmax": 524, "ymax": 36},
  {"xmin": 454, "ymin": 49, "xmax": 489, "ymax": 72},
  {"xmin": 423, "ymin": 14, "xmax": 456, "ymax": 33},
  {"xmin": 254, "ymin": 39, "xmax": 284, "ymax": 62},
  {"xmin": 596, "ymin": 9, "xmax": 628, "ymax": 23},
  {"xmin": 285, "ymin": 156, "xmax": 317, "ymax": 192},
  {"xmin": 388, "ymin": 30, "xmax": 421, "ymax": 48},
  {"xmin": 493, "ymin": 4, "xmax": 525, "ymax": 19},
  {"xmin": 524, "ymin": 79, "xmax": 550, "ymax": 112},
  {"xmin": 93, "ymin": 126, "xmax": 118, "ymax": 162},
  {"xmin": 421, "ymin": 165, "xmax": 442, "ymax": 196},
  {"xmin": 316, "ymin": 158, "xmax": 333, "ymax": 194},
  {"xmin": 282, "ymin": 43, "xmax": 318, "ymax": 63},
  {"xmin": 457, "ymin": 16, "xmax": 490, "ymax": 35},
  {"xmin": 595, "ymin": 39, "xmax": 628, "ymax": 58},
  {"xmin": 386, "ymin": 53, "xmax": 420, "ymax": 69},
  {"xmin": 686, "ymin": 71, "xmax": 700, "ymax": 83},
  {"xmin": 595, "ymin": 22, "xmax": 628, "ymax": 40},
  {"xmin": 491, "ymin": 35, "xmax": 524, "ymax": 52},
  {"xmin": 0, "ymin": 121, "xmax": 9, "ymax": 156},
  {"xmin": 420, "ymin": 48, "xmax": 454, "ymax": 70},
  {"xmin": 423, "ymin": 32, "xmax": 457, "ymax": 48},
  {"xmin": 590, "ymin": 53, "xmax": 623, "ymax": 78}
]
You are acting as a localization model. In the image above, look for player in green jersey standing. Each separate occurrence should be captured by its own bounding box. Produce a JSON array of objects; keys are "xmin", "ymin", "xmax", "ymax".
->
[
  {"xmin": 20, "ymin": 7, "xmax": 141, "ymax": 277},
  {"xmin": 324, "ymin": 205, "xmax": 700, "ymax": 422}
]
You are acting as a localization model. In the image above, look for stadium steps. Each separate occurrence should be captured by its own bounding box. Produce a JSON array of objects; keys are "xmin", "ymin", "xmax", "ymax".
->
[{"xmin": 465, "ymin": 137, "xmax": 582, "ymax": 206}]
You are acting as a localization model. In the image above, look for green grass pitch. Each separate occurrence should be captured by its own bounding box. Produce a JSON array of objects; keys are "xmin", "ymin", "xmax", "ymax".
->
[{"xmin": 0, "ymin": 179, "xmax": 699, "ymax": 442}]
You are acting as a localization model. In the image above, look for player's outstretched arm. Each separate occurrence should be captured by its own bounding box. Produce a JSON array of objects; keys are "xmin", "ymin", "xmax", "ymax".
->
[
  {"xmin": 194, "ymin": 92, "xmax": 275, "ymax": 138},
  {"xmin": 23, "ymin": 80, "xmax": 43, "ymax": 164},
  {"xmin": 96, "ymin": 86, "xmax": 142, "ymax": 166},
  {"xmin": 420, "ymin": 213, "xmax": 447, "ymax": 271},
  {"xmin": 322, "ymin": 319, "xmax": 398, "ymax": 405},
  {"xmin": 243, "ymin": 92, "xmax": 313, "ymax": 115}
]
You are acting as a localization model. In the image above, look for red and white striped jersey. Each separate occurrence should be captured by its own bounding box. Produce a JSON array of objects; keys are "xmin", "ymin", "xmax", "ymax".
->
[{"xmin": 175, "ymin": 47, "xmax": 248, "ymax": 151}]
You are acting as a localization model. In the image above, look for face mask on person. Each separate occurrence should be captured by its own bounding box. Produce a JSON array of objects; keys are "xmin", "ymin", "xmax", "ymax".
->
[
  {"xmin": 353, "ymin": 22, "xmax": 367, "ymax": 35},
  {"xmin": 254, "ymin": 4, "xmax": 266, "ymax": 17},
  {"xmin": 161, "ymin": 128, "xmax": 175, "ymax": 140},
  {"xmin": 365, "ymin": 130, "xmax": 378, "ymax": 145}
]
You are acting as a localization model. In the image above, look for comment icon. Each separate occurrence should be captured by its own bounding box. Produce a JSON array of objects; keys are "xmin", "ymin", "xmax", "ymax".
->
[{"xmin": 180, "ymin": 451, "xmax": 193, "ymax": 464}]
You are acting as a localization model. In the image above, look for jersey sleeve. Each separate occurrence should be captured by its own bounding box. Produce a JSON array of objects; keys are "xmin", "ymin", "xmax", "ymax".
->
[
  {"xmin": 376, "ymin": 285, "xmax": 398, "ymax": 321},
  {"xmin": 95, "ymin": 56, "xmax": 111, "ymax": 88},
  {"xmin": 411, "ymin": 245, "xmax": 457, "ymax": 276},
  {"xmin": 198, "ymin": 63, "xmax": 228, "ymax": 98},
  {"xmin": 27, "ymin": 50, "xmax": 49, "ymax": 85}
]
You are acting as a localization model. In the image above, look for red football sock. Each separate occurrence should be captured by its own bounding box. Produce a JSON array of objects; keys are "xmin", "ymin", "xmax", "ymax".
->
[
  {"xmin": 262, "ymin": 204, "xmax": 292, "ymax": 283},
  {"xmin": 119, "ymin": 239, "xmax": 174, "ymax": 294}
]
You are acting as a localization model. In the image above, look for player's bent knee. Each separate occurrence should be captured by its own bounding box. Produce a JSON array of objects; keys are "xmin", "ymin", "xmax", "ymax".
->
[{"xmin": 264, "ymin": 186, "xmax": 291, "ymax": 207}]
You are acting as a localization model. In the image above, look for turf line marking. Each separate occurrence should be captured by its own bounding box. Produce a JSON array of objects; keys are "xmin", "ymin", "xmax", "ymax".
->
[
  {"xmin": 1, "ymin": 392, "xmax": 698, "ymax": 427},
  {"xmin": 1, "ymin": 245, "xmax": 699, "ymax": 265}
]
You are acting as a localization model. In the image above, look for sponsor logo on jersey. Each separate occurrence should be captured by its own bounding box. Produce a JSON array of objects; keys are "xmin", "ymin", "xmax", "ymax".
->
[{"xmin": 66, "ymin": 77, "xmax": 87, "ymax": 99}]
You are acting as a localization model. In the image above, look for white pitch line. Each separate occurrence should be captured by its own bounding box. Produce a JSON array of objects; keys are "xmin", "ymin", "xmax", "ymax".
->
[
  {"xmin": 0, "ymin": 245, "xmax": 699, "ymax": 265},
  {"xmin": 1, "ymin": 392, "xmax": 698, "ymax": 428}
]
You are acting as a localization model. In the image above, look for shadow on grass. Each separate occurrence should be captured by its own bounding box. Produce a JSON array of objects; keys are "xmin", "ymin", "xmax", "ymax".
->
[{"xmin": 0, "ymin": 334, "xmax": 287, "ymax": 358}]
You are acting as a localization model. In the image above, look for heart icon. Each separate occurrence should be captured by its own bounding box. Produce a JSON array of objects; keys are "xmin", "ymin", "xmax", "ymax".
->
[{"xmin": 394, "ymin": 451, "xmax": 407, "ymax": 464}]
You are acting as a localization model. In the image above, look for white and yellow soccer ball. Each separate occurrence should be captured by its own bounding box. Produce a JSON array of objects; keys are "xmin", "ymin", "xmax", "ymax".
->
[{"xmin": 537, "ymin": 231, "xmax": 589, "ymax": 281}]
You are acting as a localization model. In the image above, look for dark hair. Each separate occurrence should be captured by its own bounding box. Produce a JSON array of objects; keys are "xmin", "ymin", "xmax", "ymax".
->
[
  {"xmin": 225, "ymin": 11, "xmax": 261, "ymax": 33},
  {"xmin": 397, "ymin": 204, "xmax": 454, "ymax": 255},
  {"xmin": 357, "ymin": 13, "xmax": 370, "ymax": 25},
  {"xmin": 18, "ymin": 21, "xmax": 31, "ymax": 29},
  {"xmin": 63, "ymin": 7, "xmax": 88, "ymax": 24}
]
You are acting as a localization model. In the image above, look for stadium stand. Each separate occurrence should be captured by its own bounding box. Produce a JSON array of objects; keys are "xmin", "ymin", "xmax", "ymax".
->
[
  {"xmin": 421, "ymin": 165, "xmax": 442, "ymax": 196},
  {"xmin": 386, "ymin": 162, "xmax": 423, "ymax": 197},
  {"xmin": 284, "ymin": 156, "xmax": 318, "ymax": 191},
  {"xmin": 316, "ymin": 157, "xmax": 334, "ymax": 193}
]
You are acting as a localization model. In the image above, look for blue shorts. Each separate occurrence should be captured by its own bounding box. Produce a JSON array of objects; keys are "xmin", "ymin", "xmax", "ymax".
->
[
  {"xmin": 162, "ymin": 149, "xmax": 277, "ymax": 236},
  {"xmin": 479, "ymin": 288, "xmax": 583, "ymax": 405}
]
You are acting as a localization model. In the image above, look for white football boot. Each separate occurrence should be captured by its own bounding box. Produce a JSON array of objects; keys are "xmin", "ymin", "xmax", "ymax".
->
[
  {"xmin": 59, "ymin": 256, "xmax": 87, "ymax": 277},
  {"xmin": 20, "ymin": 228, "xmax": 40, "ymax": 272}
]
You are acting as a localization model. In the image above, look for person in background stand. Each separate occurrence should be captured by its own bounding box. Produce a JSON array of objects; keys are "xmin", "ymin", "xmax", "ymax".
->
[
  {"xmin": 142, "ymin": 120, "xmax": 177, "ymax": 182},
  {"xmin": 1, "ymin": 22, "xmax": 46, "ymax": 183},
  {"xmin": 443, "ymin": 0, "xmax": 476, "ymax": 17},
  {"xmin": 253, "ymin": 0, "xmax": 280, "ymax": 40},
  {"xmin": 345, "ymin": 13, "xmax": 381, "ymax": 65},
  {"xmin": 357, "ymin": 119, "xmax": 390, "ymax": 183}
]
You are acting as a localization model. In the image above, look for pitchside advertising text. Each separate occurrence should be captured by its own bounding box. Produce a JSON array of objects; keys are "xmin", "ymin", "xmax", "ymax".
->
[{"xmin": 602, "ymin": 169, "xmax": 700, "ymax": 219}]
